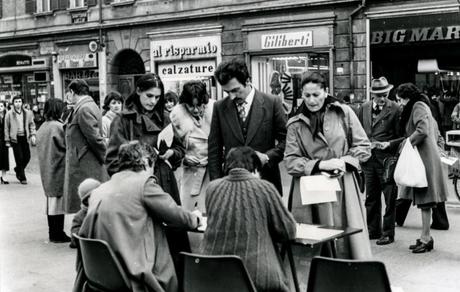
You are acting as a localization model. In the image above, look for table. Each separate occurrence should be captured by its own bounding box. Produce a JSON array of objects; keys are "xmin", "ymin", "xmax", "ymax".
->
[{"xmin": 285, "ymin": 225, "xmax": 362, "ymax": 292}]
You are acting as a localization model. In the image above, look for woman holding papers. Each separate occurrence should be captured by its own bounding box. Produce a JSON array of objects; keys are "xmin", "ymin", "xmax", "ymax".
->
[
  {"xmin": 201, "ymin": 146, "xmax": 296, "ymax": 292},
  {"xmin": 395, "ymin": 83, "xmax": 448, "ymax": 253},
  {"xmin": 284, "ymin": 72, "xmax": 372, "ymax": 259},
  {"xmin": 170, "ymin": 81, "xmax": 214, "ymax": 212}
]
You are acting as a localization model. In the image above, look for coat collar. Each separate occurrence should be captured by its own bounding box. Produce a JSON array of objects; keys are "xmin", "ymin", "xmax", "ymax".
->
[
  {"xmin": 73, "ymin": 96, "xmax": 94, "ymax": 113},
  {"xmin": 122, "ymin": 104, "xmax": 163, "ymax": 133}
]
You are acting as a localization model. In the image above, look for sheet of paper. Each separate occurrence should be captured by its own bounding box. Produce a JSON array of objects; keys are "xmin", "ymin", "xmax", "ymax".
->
[
  {"xmin": 440, "ymin": 156, "xmax": 458, "ymax": 166},
  {"xmin": 299, "ymin": 175, "xmax": 340, "ymax": 205},
  {"xmin": 197, "ymin": 217, "xmax": 207, "ymax": 232},
  {"xmin": 157, "ymin": 123, "xmax": 174, "ymax": 148},
  {"xmin": 295, "ymin": 223, "xmax": 343, "ymax": 241}
]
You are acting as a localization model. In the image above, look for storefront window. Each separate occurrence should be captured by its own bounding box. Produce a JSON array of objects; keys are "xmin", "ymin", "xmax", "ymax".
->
[
  {"xmin": 0, "ymin": 73, "xmax": 50, "ymax": 108},
  {"xmin": 62, "ymin": 69, "xmax": 100, "ymax": 105},
  {"xmin": 251, "ymin": 52, "xmax": 329, "ymax": 115}
]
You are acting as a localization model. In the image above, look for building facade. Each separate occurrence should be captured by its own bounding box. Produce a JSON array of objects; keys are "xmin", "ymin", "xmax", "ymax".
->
[{"xmin": 0, "ymin": 0, "xmax": 458, "ymax": 112}]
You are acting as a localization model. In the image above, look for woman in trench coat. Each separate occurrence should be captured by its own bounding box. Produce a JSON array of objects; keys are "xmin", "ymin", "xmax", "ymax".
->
[
  {"xmin": 284, "ymin": 72, "xmax": 372, "ymax": 259},
  {"xmin": 395, "ymin": 83, "xmax": 448, "ymax": 253},
  {"xmin": 170, "ymin": 81, "xmax": 214, "ymax": 212}
]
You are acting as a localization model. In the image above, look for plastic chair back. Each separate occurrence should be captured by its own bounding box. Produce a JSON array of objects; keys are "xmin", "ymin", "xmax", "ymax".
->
[
  {"xmin": 307, "ymin": 256, "xmax": 392, "ymax": 292},
  {"xmin": 74, "ymin": 234, "xmax": 132, "ymax": 292},
  {"xmin": 181, "ymin": 252, "xmax": 257, "ymax": 292}
]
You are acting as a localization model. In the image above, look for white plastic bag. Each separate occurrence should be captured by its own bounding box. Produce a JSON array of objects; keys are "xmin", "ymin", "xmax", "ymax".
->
[{"xmin": 394, "ymin": 139, "xmax": 428, "ymax": 188}]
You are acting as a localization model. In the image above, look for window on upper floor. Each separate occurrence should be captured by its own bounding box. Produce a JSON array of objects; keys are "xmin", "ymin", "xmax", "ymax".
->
[
  {"xmin": 36, "ymin": 0, "xmax": 51, "ymax": 12},
  {"xmin": 69, "ymin": 0, "xmax": 85, "ymax": 8}
]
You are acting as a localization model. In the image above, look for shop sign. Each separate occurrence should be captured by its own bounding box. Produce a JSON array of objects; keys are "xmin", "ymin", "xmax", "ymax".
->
[
  {"xmin": 158, "ymin": 60, "xmax": 215, "ymax": 79},
  {"xmin": 58, "ymin": 53, "xmax": 98, "ymax": 69},
  {"xmin": 261, "ymin": 31, "xmax": 313, "ymax": 49},
  {"xmin": 0, "ymin": 55, "xmax": 32, "ymax": 67},
  {"xmin": 71, "ymin": 12, "xmax": 88, "ymax": 24},
  {"xmin": 62, "ymin": 69, "xmax": 99, "ymax": 80},
  {"xmin": 371, "ymin": 26, "xmax": 460, "ymax": 45},
  {"xmin": 151, "ymin": 36, "xmax": 220, "ymax": 61}
]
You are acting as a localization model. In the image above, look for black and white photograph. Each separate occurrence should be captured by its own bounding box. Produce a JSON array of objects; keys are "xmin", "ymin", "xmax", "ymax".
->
[{"xmin": 0, "ymin": 0, "xmax": 459, "ymax": 291}]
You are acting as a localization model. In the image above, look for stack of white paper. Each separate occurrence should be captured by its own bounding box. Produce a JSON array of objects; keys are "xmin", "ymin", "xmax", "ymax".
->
[
  {"xmin": 299, "ymin": 175, "xmax": 341, "ymax": 205},
  {"xmin": 197, "ymin": 217, "xmax": 207, "ymax": 232}
]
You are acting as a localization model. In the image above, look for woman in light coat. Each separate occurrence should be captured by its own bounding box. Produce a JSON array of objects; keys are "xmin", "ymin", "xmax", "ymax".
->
[
  {"xmin": 284, "ymin": 72, "xmax": 372, "ymax": 259},
  {"xmin": 170, "ymin": 81, "xmax": 214, "ymax": 212},
  {"xmin": 101, "ymin": 91, "xmax": 123, "ymax": 144},
  {"xmin": 396, "ymin": 83, "xmax": 448, "ymax": 253}
]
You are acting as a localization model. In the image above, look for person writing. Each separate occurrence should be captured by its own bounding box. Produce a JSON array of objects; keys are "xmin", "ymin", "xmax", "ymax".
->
[{"xmin": 201, "ymin": 146, "xmax": 296, "ymax": 292}]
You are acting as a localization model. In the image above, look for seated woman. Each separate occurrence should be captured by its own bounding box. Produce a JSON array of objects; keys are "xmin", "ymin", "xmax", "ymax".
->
[
  {"xmin": 75, "ymin": 141, "xmax": 201, "ymax": 292},
  {"xmin": 201, "ymin": 146, "xmax": 296, "ymax": 292}
]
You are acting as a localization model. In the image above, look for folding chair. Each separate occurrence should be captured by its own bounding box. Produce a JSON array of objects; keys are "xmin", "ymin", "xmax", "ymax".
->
[
  {"xmin": 73, "ymin": 234, "xmax": 132, "ymax": 292},
  {"xmin": 307, "ymin": 256, "xmax": 392, "ymax": 292},
  {"xmin": 181, "ymin": 252, "xmax": 257, "ymax": 292}
]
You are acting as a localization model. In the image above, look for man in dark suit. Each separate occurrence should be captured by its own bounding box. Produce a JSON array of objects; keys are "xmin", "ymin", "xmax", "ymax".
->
[
  {"xmin": 208, "ymin": 59, "xmax": 287, "ymax": 195},
  {"xmin": 358, "ymin": 77, "xmax": 402, "ymax": 245}
]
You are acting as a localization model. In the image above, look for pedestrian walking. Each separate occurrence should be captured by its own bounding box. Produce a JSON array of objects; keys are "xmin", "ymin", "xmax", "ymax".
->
[
  {"xmin": 395, "ymin": 83, "xmax": 448, "ymax": 253},
  {"xmin": 208, "ymin": 58, "xmax": 287, "ymax": 195},
  {"xmin": 101, "ymin": 91, "xmax": 123, "ymax": 144},
  {"xmin": 358, "ymin": 77, "xmax": 402, "ymax": 245},
  {"xmin": 0, "ymin": 101, "xmax": 9, "ymax": 184},
  {"xmin": 4, "ymin": 96, "xmax": 36, "ymax": 184},
  {"xmin": 75, "ymin": 141, "xmax": 201, "ymax": 292},
  {"xmin": 36, "ymin": 98, "xmax": 71, "ymax": 243},
  {"xmin": 63, "ymin": 79, "xmax": 107, "ymax": 214},
  {"xmin": 170, "ymin": 81, "xmax": 214, "ymax": 212},
  {"xmin": 284, "ymin": 72, "xmax": 372, "ymax": 259},
  {"xmin": 201, "ymin": 146, "xmax": 296, "ymax": 292},
  {"xmin": 32, "ymin": 104, "xmax": 44, "ymax": 130}
]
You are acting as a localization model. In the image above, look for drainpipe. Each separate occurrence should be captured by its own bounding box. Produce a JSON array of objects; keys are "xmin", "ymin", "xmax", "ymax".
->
[
  {"xmin": 98, "ymin": 0, "xmax": 107, "ymax": 107},
  {"xmin": 99, "ymin": 0, "xmax": 103, "ymax": 48},
  {"xmin": 348, "ymin": 0, "xmax": 367, "ymax": 95}
]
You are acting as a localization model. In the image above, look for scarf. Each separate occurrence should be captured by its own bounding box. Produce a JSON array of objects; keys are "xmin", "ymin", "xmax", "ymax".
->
[{"xmin": 301, "ymin": 96, "xmax": 336, "ymax": 139}]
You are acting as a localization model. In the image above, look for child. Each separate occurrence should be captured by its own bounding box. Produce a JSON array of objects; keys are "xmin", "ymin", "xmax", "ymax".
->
[{"xmin": 69, "ymin": 178, "xmax": 101, "ymax": 248}]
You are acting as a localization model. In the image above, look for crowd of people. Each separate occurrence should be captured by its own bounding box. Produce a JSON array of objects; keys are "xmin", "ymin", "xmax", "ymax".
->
[{"xmin": 0, "ymin": 58, "xmax": 453, "ymax": 292}]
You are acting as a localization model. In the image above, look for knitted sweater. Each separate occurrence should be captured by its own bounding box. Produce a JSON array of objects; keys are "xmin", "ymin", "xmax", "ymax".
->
[{"xmin": 200, "ymin": 168, "xmax": 296, "ymax": 292}]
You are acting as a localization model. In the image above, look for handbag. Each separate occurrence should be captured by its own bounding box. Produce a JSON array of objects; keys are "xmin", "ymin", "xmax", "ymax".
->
[
  {"xmin": 393, "ymin": 139, "xmax": 428, "ymax": 187},
  {"xmin": 382, "ymin": 156, "xmax": 398, "ymax": 184}
]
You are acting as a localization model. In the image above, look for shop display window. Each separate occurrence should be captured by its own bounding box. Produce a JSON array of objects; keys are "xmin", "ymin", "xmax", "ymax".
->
[
  {"xmin": 251, "ymin": 53, "xmax": 329, "ymax": 115},
  {"xmin": 0, "ymin": 73, "xmax": 51, "ymax": 107}
]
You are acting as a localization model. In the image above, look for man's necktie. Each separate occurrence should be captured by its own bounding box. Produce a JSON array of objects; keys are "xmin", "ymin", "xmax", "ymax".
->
[{"xmin": 235, "ymin": 99, "xmax": 247, "ymax": 122}]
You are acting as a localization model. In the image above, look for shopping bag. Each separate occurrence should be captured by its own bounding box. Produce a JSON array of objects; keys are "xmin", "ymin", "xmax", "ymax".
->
[{"xmin": 394, "ymin": 139, "xmax": 428, "ymax": 187}]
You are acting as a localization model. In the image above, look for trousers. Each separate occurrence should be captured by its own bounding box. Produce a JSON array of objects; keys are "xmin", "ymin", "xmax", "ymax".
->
[{"xmin": 11, "ymin": 135, "xmax": 31, "ymax": 181}]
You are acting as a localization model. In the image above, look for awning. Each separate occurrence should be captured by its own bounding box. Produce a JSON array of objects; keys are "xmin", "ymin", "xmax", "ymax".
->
[{"xmin": 0, "ymin": 66, "xmax": 50, "ymax": 74}]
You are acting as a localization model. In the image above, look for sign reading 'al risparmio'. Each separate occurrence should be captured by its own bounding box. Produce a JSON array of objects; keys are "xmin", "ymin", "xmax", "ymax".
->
[
  {"xmin": 371, "ymin": 26, "xmax": 460, "ymax": 45},
  {"xmin": 151, "ymin": 36, "xmax": 221, "ymax": 61}
]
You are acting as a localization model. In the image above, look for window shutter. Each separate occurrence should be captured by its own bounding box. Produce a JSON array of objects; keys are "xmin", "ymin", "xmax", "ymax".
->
[
  {"xmin": 59, "ymin": 0, "xmax": 69, "ymax": 9},
  {"xmin": 25, "ymin": 0, "xmax": 36, "ymax": 14},
  {"xmin": 0, "ymin": 0, "xmax": 3, "ymax": 19},
  {"xmin": 50, "ymin": 0, "xmax": 59, "ymax": 10},
  {"xmin": 104, "ymin": 0, "xmax": 112, "ymax": 4},
  {"xmin": 86, "ymin": 0, "xmax": 97, "ymax": 6}
]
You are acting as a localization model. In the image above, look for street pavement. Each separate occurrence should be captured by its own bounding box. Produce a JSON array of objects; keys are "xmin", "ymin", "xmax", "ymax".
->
[{"xmin": 1, "ymin": 148, "xmax": 460, "ymax": 292}]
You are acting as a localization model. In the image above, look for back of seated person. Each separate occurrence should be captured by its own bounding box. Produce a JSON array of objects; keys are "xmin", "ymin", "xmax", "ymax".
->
[
  {"xmin": 200, "ymin": 146, "xmax": 297, "ymax": 292},
  {"xmin": 75, "ymin": 141, "xmax": 201, "ymax": 292}
]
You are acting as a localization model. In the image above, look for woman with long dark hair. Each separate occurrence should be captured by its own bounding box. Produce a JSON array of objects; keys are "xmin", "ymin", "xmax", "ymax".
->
[{"xmin": 396, "ymin": 83, "xmax": 448, "ymax": 253}]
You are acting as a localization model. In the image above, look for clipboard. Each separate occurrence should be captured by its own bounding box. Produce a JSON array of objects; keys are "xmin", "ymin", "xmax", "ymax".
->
[{"xmin": 299, "ymin": 175, "xmax": 341, "ymax": 205}]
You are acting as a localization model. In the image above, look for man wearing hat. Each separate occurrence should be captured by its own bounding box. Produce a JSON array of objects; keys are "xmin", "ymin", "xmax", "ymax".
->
[{"xmin": 358, "ymin": 77, "xmax": 402, "ymax": 245}]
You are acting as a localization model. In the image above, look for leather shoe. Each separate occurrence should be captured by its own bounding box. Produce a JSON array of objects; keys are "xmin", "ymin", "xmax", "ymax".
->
[
  {"xmin": 376, "ymin": 236, "xmax": 394, "ymax": 245},
  {"xmin": 431, "ymin": 223, "xmax": 449, "ymax": 230},
  {"xmin": 409, "ymin": 239, "xmax": 422, "ymax": 250},
  {"xmin": 412, "ymin": 238, "xmax": 434, "ymax": 253},
  {"xmin": 20, "ymin": 180, "xmax": 28, "ymax": 185}
]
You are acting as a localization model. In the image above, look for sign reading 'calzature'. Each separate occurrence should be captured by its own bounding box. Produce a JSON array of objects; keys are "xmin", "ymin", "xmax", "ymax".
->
[
  {"xmin": 261, "ymin": 31, "xmax": 313, "ymax": 49},
  {"xmin": 158, "ymin": 60, "xmax": 215, "ymax": 79},
  {"xmin": 371, "ymin": 26, "xmax": 460, "ymax": 45}
]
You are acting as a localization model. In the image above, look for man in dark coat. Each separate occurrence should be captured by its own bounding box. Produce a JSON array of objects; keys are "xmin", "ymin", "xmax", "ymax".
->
[
  {"xmin": 208, "ymin": 59, "xmax": 287, "ymax": 195},
  {"xmin": 358, "ymin": 77, "xmax": 402, "ymax": 245},
  {"xmin": 63, "ymin": 79, "xmax": 107, "ymax": 214}
]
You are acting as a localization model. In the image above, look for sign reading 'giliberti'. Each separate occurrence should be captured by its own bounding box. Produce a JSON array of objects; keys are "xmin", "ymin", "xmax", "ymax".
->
[{"xmin": 261, "ymin": 31, "xmax": 313, "ymax": 49}]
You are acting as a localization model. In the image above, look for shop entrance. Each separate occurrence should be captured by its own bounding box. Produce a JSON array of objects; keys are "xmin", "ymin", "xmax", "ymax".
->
[{"xmin": 112, "ymin": 49, "xmax": 145, "ymax": 98}]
